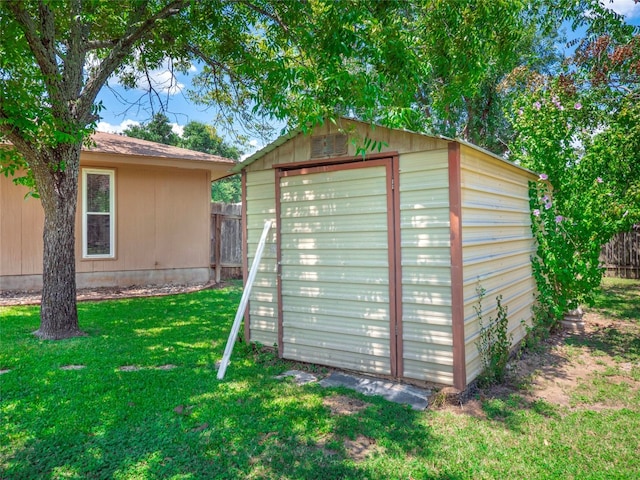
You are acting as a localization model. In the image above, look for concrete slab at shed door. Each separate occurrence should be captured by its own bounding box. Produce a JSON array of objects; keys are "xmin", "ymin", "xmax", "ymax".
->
[{"xmin": 278, "ymin": 160, "xmax": 397, "ymax": 376}]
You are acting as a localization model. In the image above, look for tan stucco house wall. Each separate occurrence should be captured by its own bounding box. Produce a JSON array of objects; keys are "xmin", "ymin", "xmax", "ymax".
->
[{"xmin": 0, "ymin": 132, "xmax": 235, "ymax": 291}]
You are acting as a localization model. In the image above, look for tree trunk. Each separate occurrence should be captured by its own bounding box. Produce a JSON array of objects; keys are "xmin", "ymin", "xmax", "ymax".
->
[{"xmin": 32, "ymin": 144, "xmax": 84, "ymax": 340}]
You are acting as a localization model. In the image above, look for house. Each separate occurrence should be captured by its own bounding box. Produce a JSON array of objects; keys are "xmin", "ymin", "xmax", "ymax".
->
[
  {"xmin": 236, "ymin": 119, "xmax": 538, "ymax": 390},
  {"xmin": 0, "ymin": 132, "xmax": 235, "ymax": 291}
]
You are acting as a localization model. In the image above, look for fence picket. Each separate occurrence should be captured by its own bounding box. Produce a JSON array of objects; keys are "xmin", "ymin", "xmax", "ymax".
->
[
  {"xmin": 600, "ymin": 226, "xmax": 640, "ymax": 279},
  {"xmin": 211, "ymin": 202, "xmax": 243, "ymax": 281}
]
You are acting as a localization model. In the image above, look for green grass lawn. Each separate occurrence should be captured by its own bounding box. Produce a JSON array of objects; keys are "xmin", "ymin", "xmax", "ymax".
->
[
  {"xmin": 592, "ymin": 276, "xmax": 640, "ymax": 321},
  {"xmin": 1, "ymin": 281, "xmax": 639, "ymax": 479}
]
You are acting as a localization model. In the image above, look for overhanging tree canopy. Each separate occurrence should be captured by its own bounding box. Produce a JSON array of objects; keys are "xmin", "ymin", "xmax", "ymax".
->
[
  {"xmin": 3, "ymin": 0, "xmax": 635, "ymax": 340},
  {"xmin": 0, "ymin": 0, "xmax": 426, "ymax": 339}
]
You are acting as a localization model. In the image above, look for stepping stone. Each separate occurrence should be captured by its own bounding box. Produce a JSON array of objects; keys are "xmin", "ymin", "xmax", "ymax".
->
[
  {"xmin": 155, "ymin": 364, "xmax": 177, "ymax": 370},
  {"xmin": 319, "ymin": 372, "xmax": 431, "ymax": 410},
  {"xmin": 118, "ymin": 365, "xmax": 141, "ymax": 372},
  {"xmin": 60, "ymin": 365, "xmax": 86, "ymax": 371}
]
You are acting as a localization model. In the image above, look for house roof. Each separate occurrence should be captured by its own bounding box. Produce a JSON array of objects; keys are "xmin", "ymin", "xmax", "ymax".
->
[
  {"xmin": 86, "ymin": 132, "xmax": 236, "ymax": 181},
  {"xmin": 234, "ymin": 118, "xmax": 537, "ymax": 177}
]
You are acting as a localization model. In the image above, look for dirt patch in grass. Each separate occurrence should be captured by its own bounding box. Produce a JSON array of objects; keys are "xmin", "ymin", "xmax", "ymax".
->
[
  {"xmin": 437, "ymin": 312, "xmax": 640, "ymax": 416},
  {"xmin": 323, "ymin": 395, "xmax": 370, "ymax": 416},
  {"xmin": 319, "ymin": 396, "xmax": 379, "ymax": 461},
  {"xmin": 315, "ymin": 435, "xmax": 340, "ymax": 457},
  {"xmin": 343, "ymin": 435, "xmax": 380, "ymax": 462},
  {"xmin": 0, "ymin": 281, "xmax": 229, "ymax": 306}
]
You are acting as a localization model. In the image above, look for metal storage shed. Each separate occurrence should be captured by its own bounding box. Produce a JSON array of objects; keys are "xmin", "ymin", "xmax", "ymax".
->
[{"xmin": 236, "ymin": 119, "xmax": 537, "ymax": 390}]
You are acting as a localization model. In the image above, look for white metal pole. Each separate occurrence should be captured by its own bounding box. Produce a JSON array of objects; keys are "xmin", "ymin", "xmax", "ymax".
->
[{"xmin": 217, "ymin": 220, "xmax": 272, "ymax": 380}]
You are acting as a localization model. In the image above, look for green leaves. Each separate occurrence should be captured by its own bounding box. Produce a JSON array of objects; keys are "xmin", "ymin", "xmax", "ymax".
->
[
  {"xmin": 123, "ymin": 113, "xmax": 180, "ymax": 146},
  {"xmin": 511, "ymin": 72, "xmax": 639, "ymax": 326},
  {"xmin": 185, "ymin": 0, "xmax": 429, "ymax": 138}
]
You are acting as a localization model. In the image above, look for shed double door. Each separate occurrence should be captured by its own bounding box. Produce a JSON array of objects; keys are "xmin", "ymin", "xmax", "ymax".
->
[{"xmin": 277, "ymin": 158, "xmax": 401, "ymax": 377}]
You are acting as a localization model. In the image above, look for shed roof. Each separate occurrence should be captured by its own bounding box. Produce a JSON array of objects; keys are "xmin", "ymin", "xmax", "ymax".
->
[{"xmin": 234, "ymin": 118, "xmax": 537, "ymax": 177}]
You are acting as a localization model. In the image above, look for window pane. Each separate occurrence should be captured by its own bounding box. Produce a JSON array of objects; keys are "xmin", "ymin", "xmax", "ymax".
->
[
  {"xmin": 87, "ymin": 173, "xmax": 110, "ymax": 213},
  {"xmin": 86, "ymin": 214, "xmax": 111, "ymax": 255}
]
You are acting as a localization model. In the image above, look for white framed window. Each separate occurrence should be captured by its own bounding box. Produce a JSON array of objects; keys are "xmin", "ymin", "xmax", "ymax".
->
[{"xmin": 82, "ymin": 168, "xmax": 115, "ymax": 259}]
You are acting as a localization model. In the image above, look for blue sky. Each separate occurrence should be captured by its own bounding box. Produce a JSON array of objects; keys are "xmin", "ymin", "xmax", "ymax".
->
[
  {"xmin": 95, "ymin": 61, "xmax": 272, "ymax": 158},
  {"xmin": 95, "ymin": 0, "xmax": 640, "ymax": 157}
]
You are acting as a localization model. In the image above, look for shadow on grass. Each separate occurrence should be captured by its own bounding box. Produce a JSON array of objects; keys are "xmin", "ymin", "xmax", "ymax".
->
[
  {"xmin": 2, "ymin": 357, "xmax": 458, "ymax": 479},
  {"xmin": 1, "ymin": 290, "xmax": 461, "ymax": 479},
  {"xmin": 565, "ymin": 324, "xmax": 640, "ymax": 363},
  {"xmin": 476, "ymin": 313, "xmax": 640, "ymax": 432},
  {"xmin": 592, "ymin": 279, "xmax": 640, "ymax": 322}
]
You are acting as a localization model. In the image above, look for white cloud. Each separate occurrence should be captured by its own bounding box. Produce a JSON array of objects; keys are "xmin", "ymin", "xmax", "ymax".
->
[
  {"xmin": 171, "ymin": 123, "xmax": 184, "ymax": 137},
  {"xmin": 605, "ymin": 0, "xmax": 640, "ymax": 19},
  {"xmin": 96, "ymin": 119, "xmax": 140, "ymax": 134},
  {"xmin": 146, "ymin": 68, "xmax": 185, "ymax": 95},
  {"xmin": 108, "ymin": 57, "xmax": 187, "ymax": 95}
]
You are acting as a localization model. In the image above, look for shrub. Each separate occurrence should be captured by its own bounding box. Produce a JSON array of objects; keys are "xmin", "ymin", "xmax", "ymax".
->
[{"xmin": 475, "ymin": 287, "xmax": 513, "ymax": 386}]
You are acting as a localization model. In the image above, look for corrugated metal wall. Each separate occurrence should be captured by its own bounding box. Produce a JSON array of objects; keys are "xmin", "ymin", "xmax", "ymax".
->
[
  {"xmin": 279, "ymin": 164, "xmax": 393, "ymax": 375},
  {"xmin": 245, "ymin": 169, "xmax": 279, "ymax": 346},
  {"xmin": 399, "ymin": 150, "xmax": 455, "ymax": 385},
  {"xmin": 459, "ymin": 146, "xmax": 537, "ymax": 384},
  {"xmin": 242, "ymin": 122, "xmax": 538, "ymax": 389}
]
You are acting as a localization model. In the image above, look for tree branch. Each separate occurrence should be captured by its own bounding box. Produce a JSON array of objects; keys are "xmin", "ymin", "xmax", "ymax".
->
[
  {"xmin": 63, "ymin": 0, "xmax": 86, "ymax": 110},
  {"xmin": 85, "ymin": 39, "xmax": 120, "ymax": 50},
  {"xmin": 238, "ymin": 0, "xmax": 289, "ymax": 33},
  {"xmin": 184, "ymin": 43, "xmax": 249, "ymax": 87},
  {"xmin": 6, "ymin": 1, "xmax": 63, "ymax": 111},
  {"xmin": 77, "ymin": 0, "xmax": 188, "ymax": 123},
  {"xmin": 0, "ymin": 110, "xmax": 39, "ymax": 161}
]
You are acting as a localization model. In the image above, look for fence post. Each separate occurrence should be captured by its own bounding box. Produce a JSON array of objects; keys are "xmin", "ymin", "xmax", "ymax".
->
[{"xmin": 214, "ymin": 213, "xmax": 223, "ymax": 283}]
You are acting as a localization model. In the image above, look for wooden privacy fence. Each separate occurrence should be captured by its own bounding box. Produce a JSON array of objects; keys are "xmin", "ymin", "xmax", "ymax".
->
[
  {"xmin": 601, "ymin": 226, "xmax": 640, "ymax": 279},
  {"xmin": 211, "ymin": 202, "xmax": 242, "ymax": 282}
]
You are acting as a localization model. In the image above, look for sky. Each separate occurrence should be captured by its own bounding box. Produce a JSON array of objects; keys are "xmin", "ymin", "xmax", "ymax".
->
[
  {"xmin": 95, "ymin": 62, "xmax": 271, "ymax": 159},
  {"xmin": 95, "ymin": 0, "xmax": 640, "ymax": 158}
]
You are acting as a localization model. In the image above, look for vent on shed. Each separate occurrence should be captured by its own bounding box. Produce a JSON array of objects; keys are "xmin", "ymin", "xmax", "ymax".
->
[{"xmin": 311, "ymin": 133, "xmax": 347, "ymax": 158}]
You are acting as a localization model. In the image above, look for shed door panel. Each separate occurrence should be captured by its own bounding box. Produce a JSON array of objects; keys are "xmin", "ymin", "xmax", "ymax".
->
[{"xmin": 279, "ymin": 163, "xmax": 393, "ymax": 375}]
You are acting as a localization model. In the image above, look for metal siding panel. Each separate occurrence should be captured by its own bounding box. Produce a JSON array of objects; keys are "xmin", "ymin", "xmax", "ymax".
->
[
  {"xmin": 462, "ymin": 239, "xmax": 535, "ymax": 265},
  {"xmin": 283, "ymin": 343, "xmax": 391, "ymax": 373},
  {"xmin": 459, "ymin": 147, "xmax": 537, "ymax": 385},
  {"xmin": 246, "ymin": 170, "xmax": 278, "ymax": 346},
  {"xmin": 403, "ymin": 343, "xmax": 454, "ymax": 365},
  {"xmin": 399, "ymin": 150, "xmax": 455, "ymax": 385},
  {"xmin": 283, "ymin": 249, "xmax": 391, "ymax": 268},
  {"xmin": 402, "ymin": 303, "xmax": 453, "ymax": 326},
  {"xmin": 403, "ymin": 359, "xmax": 454, "ymax": 385},
  {"xmin": 283, "ymin": 310, "xmax": 390, "ymax": 336},
  {"xmin": 280, "ymin": 166, "xmax": 392, "ymax": 375}
]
